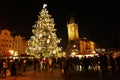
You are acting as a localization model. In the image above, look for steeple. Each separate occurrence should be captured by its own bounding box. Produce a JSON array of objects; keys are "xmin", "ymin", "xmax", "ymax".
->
[
  {"xmin": 69, "ymin": 14, "xmax": 75, "ymax": 24},
  {"xmin": 67, "ymin": 14, "xmax": 79, "ymax": 42}
]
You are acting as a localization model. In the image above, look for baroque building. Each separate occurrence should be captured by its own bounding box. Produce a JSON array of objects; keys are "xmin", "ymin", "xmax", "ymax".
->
[
  {"xmin": 13, "ymin": 35, "xmax": 28, "ymax": 55},
  {"xmin": 0, "ymin": 29, "xmax": 14, "ymax": 56},
  {"xmin": 0, "ymin": 29, "xmax": 28, "ymax": 56},
  {"xmin": 67, "ymin": 16, "xmax": 95, "ymax": 56}
]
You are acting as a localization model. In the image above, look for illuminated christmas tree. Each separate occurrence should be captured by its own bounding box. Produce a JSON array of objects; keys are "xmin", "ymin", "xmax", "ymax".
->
[{"xmin": 27, "ymin": 4, "xmax": 61, "ymax": 58}]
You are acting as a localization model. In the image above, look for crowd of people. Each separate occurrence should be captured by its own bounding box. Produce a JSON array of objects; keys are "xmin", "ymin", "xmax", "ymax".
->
[
  {"xmin": 0, "ymin": 53, "xmax": 120, "ymax": 78},
  {"xmin": 60, "ymin": 53, "xmax": 120, "ymax": 76},
  {"xmin": 0, "ymin": 56, "xmax": 61, "ymax": 78},
  {"xmin": 0, "ymin": 58, "xmax": 27, "ymax": 77}
]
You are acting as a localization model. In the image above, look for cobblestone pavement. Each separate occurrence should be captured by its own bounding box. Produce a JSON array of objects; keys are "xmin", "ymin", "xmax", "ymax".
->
[
  {"xmin": 0, "ymin": 67, "xmax": 120, "ymax": 80},
  {"xmin": 0, "ymin": 68, "xmax": 64, "ymax": 80}
]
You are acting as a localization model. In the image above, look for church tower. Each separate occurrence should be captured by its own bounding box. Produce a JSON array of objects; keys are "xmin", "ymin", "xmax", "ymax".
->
[
  {"xmin": 67, "ymin": 15, "xmax": 80, "ymax": 55},
  {"xmin": 67, "ymin": 15, "xmax": 79, "ymax": 42},
  {"xmin": 66, "ymin": 15, "xmax": 95, "ymax": 56}
]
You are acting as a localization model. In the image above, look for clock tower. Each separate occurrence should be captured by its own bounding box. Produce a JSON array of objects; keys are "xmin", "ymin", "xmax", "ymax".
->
[
  {"xmin": 67, "ymin": 15, "xmax": 80, "ymax": 55},
  {"xmin": 66, "ymin": 15, "xmax": 95, "ymax": 56},
  {"xmin": 67, "ymin": 15, "xmax": 79, "ymax": 42}
]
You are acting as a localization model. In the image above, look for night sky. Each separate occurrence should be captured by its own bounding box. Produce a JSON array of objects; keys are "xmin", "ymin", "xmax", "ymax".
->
[{"xmin": 0, "ymin": 0, "xmax": 120, "ymax": 48}]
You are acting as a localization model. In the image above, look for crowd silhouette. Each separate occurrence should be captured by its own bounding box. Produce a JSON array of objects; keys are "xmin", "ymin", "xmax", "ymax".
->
[{"xmin": 0, "ymin": 53, "xmax": 120, "ymax": 79}]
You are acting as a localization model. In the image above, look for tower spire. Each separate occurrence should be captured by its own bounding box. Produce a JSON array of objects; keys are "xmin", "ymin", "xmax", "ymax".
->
[{"xmin": 69, "ymin": 14, "xmax": 75, "ymax": 24}]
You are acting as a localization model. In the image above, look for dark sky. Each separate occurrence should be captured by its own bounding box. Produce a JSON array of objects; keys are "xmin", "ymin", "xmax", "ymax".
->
[{"xmin": 0, "ymin": 0, "xmax": 120, "ymax": 48}]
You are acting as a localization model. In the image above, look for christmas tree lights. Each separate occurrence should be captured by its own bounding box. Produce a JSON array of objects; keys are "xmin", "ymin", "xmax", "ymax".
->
[{"xmin": 27, "ymin": 4, "xmax": 61, "ymax": 58}]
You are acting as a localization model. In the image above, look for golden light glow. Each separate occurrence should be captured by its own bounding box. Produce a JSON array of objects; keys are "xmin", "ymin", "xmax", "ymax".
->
[
  {"xmin": 71, "ymin": 51, "xmax": 77, "ymax": 56},
  {"xmin": 27, "ymin": 3, "xmax": 61, "ymax": 58},
  {"xmin": 9, "ymin": 50, "xmax": 14, "ymax": 55},
  {"xmin": 43, "ymin": 4, "xmax": 47, "ymax": 8},
  {"xmin": 67, "ymin": 23, "xmax": 79, "ymax": 42}
]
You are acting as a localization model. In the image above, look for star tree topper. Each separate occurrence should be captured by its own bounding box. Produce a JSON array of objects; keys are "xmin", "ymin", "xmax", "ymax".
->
[{"xmin": 43, "ymin": 3, "xmax": 47, "ymax": 8}]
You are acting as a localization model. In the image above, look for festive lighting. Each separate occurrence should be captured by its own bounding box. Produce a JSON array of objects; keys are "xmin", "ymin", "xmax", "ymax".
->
[
  {"xmin": 27, "ymin": 3, "xmax": 61, "ymax": 58},
  {"xmin": 43, "ymin": 4, "xmax": 47, "ymax": 8}
]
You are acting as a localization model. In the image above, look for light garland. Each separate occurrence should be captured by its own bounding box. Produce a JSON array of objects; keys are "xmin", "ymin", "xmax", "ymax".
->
[{"xmin": 27, "ymin": 3, "xmax": 62, "ymax": 58}]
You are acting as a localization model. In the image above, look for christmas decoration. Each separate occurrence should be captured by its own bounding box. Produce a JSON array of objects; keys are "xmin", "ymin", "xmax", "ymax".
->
[{"xmin": 27, "ymin": 4, "xmax": 61, "ymax": 58}]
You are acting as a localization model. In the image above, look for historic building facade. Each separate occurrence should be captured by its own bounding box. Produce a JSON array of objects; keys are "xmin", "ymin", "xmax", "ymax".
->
[
  {"xmin": 13, "ymin": 35, "xmax": 28, "ymax": 55},
  {"xmin": 67, "ymin": 16, "xmax": 96, "ymax": 56},
  {"xmin": 0, "ymin": 29, "xmax": 28, "ymax": 56}
]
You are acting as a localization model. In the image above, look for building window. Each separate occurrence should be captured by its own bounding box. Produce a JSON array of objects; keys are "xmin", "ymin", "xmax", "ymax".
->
[
  {"xmin": 10, "ymin": 40, "xmax": 12, "ymax": 42},
  {"xmin": 6, "ymin": 44, "xmax": 8, "ymax": 47},
  {"xmin": 4, "ymin": 32, "xmax": 8, "ymax": 36},
  {"xmin": 2, "ymin": 44, "xmax": 4, "ymax": 47},
  {"xmin": 2, "ymin": 39, "xmax": 4, "ymax": 42},
  {"xmin": 9, "ymin": 45, "xmax": 11, "ymax": 47}
]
